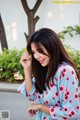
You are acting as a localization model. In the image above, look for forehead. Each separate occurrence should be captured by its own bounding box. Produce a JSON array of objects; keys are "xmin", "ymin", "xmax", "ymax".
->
[{"xmin": 31, "ymin": 42, "xmax": 45, "ymax": 50}]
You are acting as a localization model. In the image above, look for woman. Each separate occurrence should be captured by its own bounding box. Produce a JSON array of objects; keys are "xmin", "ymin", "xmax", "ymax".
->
[{"xmin": 18, "ymin": 28, "xmax": 80, "ymax": 120}]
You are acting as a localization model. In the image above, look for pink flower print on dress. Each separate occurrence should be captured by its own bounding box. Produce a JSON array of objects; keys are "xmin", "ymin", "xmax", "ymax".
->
[
  {"xmin": 64, "ymin": 89, "xmax": 71, "ymax": 101},
  {"xmin": 50, "ymin": 107, "xmax": 55, "ymax": 114},
  {"xmin": 66, "ymin": 77, "xmax": 69, "ymax": 81},
  {"xmin": 62, "ymin": 116, "xmax": 68, "ymax": 120},
  {"xmin": 42, "ymin": 94, "xmax": 44, "ymax": 98},
  {"xmin": 35, "ymin": 90, "xmax": 38, "ymax": 94},
  {"xmin": 52, "ymin": 97, "xmax": 55, "ymax": 100},
  {"xmin": 28, "ymin": 94, "xmax": 31, "ymax": 97},
  {"xmin": 69, "ymin": 100, "xmax": 72, "ymax": 103},
  {"xmin": 54, "ymin": 77, "xmax": 58, "ymax": 83},
  {"xmin": 61, "ymin": 68, "xmax": 67, "ymax": 78},
  {"xmin": 71, "ymin": 70, "xmax": 74, "ymax": 75},
  {"xmin": 61, "ymin": 72, "xmax": 65, "ymax": 78},
  {"xmin": 72, "ymin": 81, "xmax": 75, "ymax": 85},
  {"xmin": 76, "ymin": 105, "xmax": 80, "ymax": 110},
  {"xmin": 71, "ymin": 70, "xmax": 75, "ymax": 77},
  {"xmin": 63, "ymin": 68, "xmax": 66, "ymax": 72},
  {"xmin": 64, "ymin": 107, "xmax": 69, "ymax": 114},
  {"xmin": 45, "ymin": 100, "xmax": 49, "ymax": 105},
  {"xmin": 74, "ymin": 92, "xmax": 79, "ymax": 100},
  {"xmin": 54, "ymin": 91, "xmax": 59, "ymax": 98},
  {"xmin": 60, "ymin": 108, "xmax": 62, "ymax": 111},
  {"xmin": 59, "ymin": 85, "xmax": 64, "ymax": 92},
  {"xmin": 66, "ymin": 90, "xmax": 70, "ymax": 96},
  {"xmin": 76, "ymin": 87, "xmax": 78, "ymax": 92},
  {"xmin": 46, "ymin": 90, "xmax": 48, "ymax": 95},
  {"xmin": 49, "ymin": 82, "xmax": 55, "ymax": 89},
  {"xmin": 53, "ymin": 114, "xmax": 56, "ymax": 117},
  {"xmin": 54, "ymin": 101, "xmax": 60, "ymax": 107},
  {"xmin": 54, "ymin": 103, "xmax": 60, "ymax": 107},
  {"xmin": 70, "ymin": 110, "xmax": 76, "ymax": 117},
  {"xmin": 38, "ymin": 95, "xmax": 41, "ymax": 99},
  {"xmin": 43, "ymin": 116, "xmax": 47, "ymax": 120}
]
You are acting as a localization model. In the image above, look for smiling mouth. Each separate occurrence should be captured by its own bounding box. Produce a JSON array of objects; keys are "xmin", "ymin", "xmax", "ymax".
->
[{"xmin": 38, "ymin": 60, "xmax": 44, "ymax": 64}]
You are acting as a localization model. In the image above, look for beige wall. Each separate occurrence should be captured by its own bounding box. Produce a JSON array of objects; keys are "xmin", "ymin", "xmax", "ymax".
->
[{"xmin": 0, "ymin": 0, "xmax": 80, "ymax": 51}]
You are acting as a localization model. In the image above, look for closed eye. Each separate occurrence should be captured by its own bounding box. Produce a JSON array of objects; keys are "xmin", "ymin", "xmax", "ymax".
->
[
  {"xmin": 31, "ymin": 48, "xmax": 48, "ymax": 56},
  {"xmin": 38, "ymin": 49, "xmax": 48, "ymax": 56},
  {"xmin": 31, "ymin": 49, "xmax": 44, "ymax": 54},
  {"xmin": 38, "ymin": 49, "xmax": 44, "ymax": 53},
  {"xmin": 31, "ymin": 50, "xmax": 43, "ymax": 55}
]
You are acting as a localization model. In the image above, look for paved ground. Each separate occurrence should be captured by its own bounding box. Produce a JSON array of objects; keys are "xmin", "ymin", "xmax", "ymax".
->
[
  {"xmin": 0, "ymin": 91, "xmax": 35, "ymax": 120},
  {"xmin": 0, "ymin": 82, "xmax": 20, "ymax": 93},
  {"xmin": 0, "ymin": 82, "xmax": 80, "ymax": 95},
  {"xmin": 0, "ymin": 82, "xmax": 80, "ymax": 92}
]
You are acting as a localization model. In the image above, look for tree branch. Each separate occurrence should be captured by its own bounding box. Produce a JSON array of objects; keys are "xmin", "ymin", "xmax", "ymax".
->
[
  {"xmin": 21, "ymin": 0, "xmax": 29, "ymax": 14},
  {"xmin": 34, "ymin": 15, "xmax": 39, "ymax": 25},
  {"xmin": 33, "ymin": 0, "xmax": 42, "ymax": 13},
  {"xmin": 0, "ymin": 15, "xmax": 8, "ymax": 50},
  {"xmin": 24, "ymin": 32, "xmax": 28, "ymax": 42}
]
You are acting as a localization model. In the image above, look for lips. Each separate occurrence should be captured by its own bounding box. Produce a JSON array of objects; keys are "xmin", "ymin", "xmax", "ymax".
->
[{"xmin": 38, "ymin": 59, "xmax": 44, "ymax": 64}]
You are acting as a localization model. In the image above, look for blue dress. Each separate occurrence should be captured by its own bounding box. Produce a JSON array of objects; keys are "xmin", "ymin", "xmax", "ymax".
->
[{"xmin": 18, "ymin": 62, "xmax": 80, "ymax": 120}]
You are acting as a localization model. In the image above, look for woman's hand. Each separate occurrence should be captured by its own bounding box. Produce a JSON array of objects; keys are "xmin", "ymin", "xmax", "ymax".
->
[
  {"xmin": 28, "ymin": 103, "xmax": 41, "ymax": 116},
  {"xmin": 20, "ymin": 52, "xmax": 31, "ymax": 70},
  {"xmin": 20, "ymin": 52, "xmax": 32, "ymax": 93}
]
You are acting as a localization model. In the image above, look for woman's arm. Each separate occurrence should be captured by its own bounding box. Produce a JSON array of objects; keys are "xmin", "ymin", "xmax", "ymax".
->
[
  {"xmin": 20, "ymin": 52, "xmax": 33, "ymax": 94},
  {"xmin": 28, "ymin": 103, "xmax": 50, "ymax": 116},
  {"xmin": 39, "ymin": 104, "xmax": 50, "ymax": 114},
  {"xmin": 18, "ymin": 52, "xmax": 37, "ymax": 101},
  {"xmin": 24, "ymin": 69, "xmax": 33, "ymax": 94}
]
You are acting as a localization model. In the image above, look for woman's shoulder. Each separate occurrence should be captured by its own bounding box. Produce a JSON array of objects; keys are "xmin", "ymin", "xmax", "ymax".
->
[
  {"xmin": 57, "ymin": 62, "xmax": 75, "ymax": 73},
  {"xmin": 54, "ymin": 62, "xmax": 76, "ymax": 79},
  {"xmin": 53, "ymin": 62, "xmax": 77, "ymax": 85}
]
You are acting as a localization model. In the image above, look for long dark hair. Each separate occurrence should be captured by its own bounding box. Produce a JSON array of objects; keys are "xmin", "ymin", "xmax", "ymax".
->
[{"xmin": 27, "ymin": 28, "xmax": 80, "ymax": 93}]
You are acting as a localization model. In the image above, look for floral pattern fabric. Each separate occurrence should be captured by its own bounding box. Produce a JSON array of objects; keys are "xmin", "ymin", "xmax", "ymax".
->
[{"xmin": 18, "ymin": 62, "xmax": 80, "ymax": 120}]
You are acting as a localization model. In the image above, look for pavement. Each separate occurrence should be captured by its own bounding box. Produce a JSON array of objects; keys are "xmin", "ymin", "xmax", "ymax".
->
[
  {"xmin": 0, "ymin": 82, "xmax": 20, "ymax": 93},
  {"xmin": 0, "ymin": 82, "xmax": 80, "ymax": 96}
]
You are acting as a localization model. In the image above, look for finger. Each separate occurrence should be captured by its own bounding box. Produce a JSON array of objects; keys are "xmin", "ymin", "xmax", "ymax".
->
[
  {"xmin": 20, "ymin": 54, "xmax": 31, "ymax": 62},
  {"xmin": 28, "ymin": 110, "xmax": 36, "ymax": 116},
  {"xmin": 22, "ymin": 53, "xmax": 30, "ymax": 59},
  {"xmin": 22, "ymin": 52, "xmax": 30, "ymax": 56}
]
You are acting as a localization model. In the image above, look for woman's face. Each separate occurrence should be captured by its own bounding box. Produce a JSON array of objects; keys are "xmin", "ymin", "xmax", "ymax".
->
[{"xmin": 31, "ymin": 42, "xmax": 50, "ymax": 67}]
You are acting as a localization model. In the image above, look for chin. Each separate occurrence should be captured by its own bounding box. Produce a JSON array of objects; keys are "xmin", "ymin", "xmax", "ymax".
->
[{"xmin": 41, "ymin": 64, "xmax": 47, "ymax": 67}]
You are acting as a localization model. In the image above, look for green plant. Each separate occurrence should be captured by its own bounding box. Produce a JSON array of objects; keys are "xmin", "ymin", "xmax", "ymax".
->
[
  {"xmin": 65, "ymin": 45, "xmax": 80, "ymax": 71},
  {"xmin": 58, "ymin": 25, "xmax": 80, "ymax": 40},
  {"xmin": 0, "ymin": 48, "xmax": 26, "ymax": 82}
]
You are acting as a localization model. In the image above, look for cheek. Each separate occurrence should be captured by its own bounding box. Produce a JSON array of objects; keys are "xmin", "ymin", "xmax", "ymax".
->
[
  {"xmin": 47, "ymin": 56, "xmax": 50, "ymax": 64},
  {"xmin": 47, "ymin": 57, "xmax": 50, "ymax": 63},
  {"xmin": 45, "ymin": 56, "xmax": 50, "ymax": 64}
]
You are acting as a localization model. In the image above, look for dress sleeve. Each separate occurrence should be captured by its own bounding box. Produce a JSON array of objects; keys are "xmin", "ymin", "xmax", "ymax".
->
[
  {"xmin": 17, "ymin": 78, "xmax": 37, "ymax": 101},
  {"xmin": 50, "ymin": 65, "xmax": 80, "ymax": 120}
]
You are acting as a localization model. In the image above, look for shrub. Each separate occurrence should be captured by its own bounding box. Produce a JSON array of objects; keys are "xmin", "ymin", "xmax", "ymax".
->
[
  {"xmin": 64, "ymin": 45, "xmax": 80, "ymax": 72},
  {"xmin": 0, "ymin": 48, "xmax": 25, "ymax": 82},
  {"xmin": 58, "ymin": 25, "xmax": 80, "ymax": 40}
]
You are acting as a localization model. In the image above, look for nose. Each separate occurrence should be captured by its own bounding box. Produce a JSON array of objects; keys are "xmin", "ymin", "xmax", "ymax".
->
[{"xmin": 34, "ymin": 52, "xmax": 40, "ymax": 60}]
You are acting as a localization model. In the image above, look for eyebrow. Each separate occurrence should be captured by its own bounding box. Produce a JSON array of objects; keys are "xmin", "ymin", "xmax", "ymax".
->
[{"xmin": 31, "ymin": 48, "xmax": 44, "ymax": 52}]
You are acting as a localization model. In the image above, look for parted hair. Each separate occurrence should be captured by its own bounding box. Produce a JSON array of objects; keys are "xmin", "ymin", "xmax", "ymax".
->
[{"xmin": 27, "ymin": 28, "xmax": 80, "ymax": 93}]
